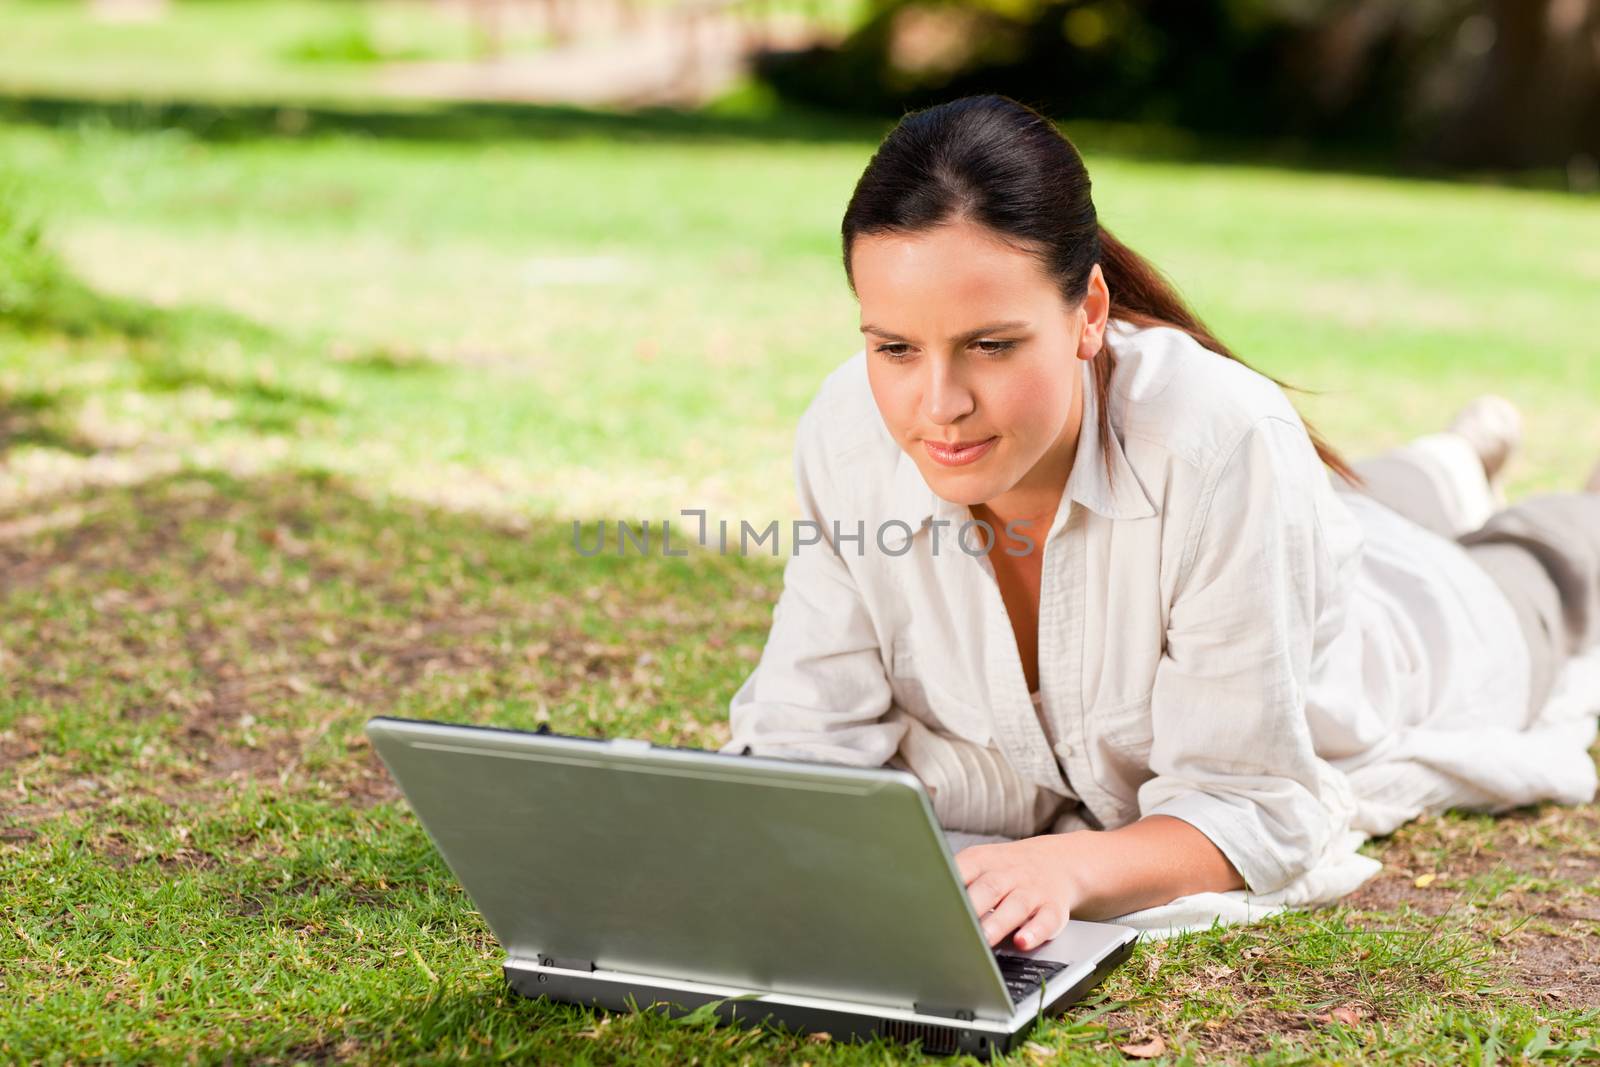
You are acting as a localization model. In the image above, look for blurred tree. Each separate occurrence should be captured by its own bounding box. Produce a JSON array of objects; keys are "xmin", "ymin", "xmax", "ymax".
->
[
  {"xmin": 1428, "ymin": 0, "xmax": 1600, "ymax": 169},
  {"xmin": 753, "ymin": 0, "xmax": 1600, "ymax": 171}
]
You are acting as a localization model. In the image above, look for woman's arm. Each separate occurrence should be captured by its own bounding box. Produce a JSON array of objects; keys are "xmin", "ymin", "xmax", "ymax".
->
[
  {"xmin": 955, "ymin": 817, "xmax": 1243, "ymax": 949},
  {"xmin": 721, "ymin": 395, "xmax": 906, "ymax": 766},
  {"xmin": 956, "ymin": 415, "xmax": 1357, "ymax": 949}
]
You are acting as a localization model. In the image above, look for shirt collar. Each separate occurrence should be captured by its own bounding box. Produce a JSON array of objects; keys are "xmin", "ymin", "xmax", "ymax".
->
[{"xmin": 885, "ymin": 354, "xmax": 1158, "ymax": 536}]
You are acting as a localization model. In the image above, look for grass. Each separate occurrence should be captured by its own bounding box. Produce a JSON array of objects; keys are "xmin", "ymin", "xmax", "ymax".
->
[{"xmin": 2, "ymin": 11, "xmax": 1600, "ymax": 1060}]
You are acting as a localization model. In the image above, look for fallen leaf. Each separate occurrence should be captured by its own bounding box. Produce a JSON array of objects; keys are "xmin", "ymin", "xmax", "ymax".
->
[
  {"xmin": 1330, "ymin": 1005, "xmax": 1362, "ymax": 1026},
  {"xmin": 1414, "ymin": 873, "xmax": 1437, "ymax": 888},
  {"xmin": 1117, "ymin": 1034, "xmax": 1166, "ymax": 1059}
]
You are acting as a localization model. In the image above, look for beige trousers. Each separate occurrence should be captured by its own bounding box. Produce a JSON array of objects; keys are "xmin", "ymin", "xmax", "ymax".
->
[{"xmin": 1355, "ymin": 434, "xmax": 1600, "ymax": 719}]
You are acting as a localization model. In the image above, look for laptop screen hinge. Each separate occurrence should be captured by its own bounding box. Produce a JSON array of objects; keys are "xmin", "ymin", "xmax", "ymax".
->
[
  {"xmin": 539, "ymin": 954, "xmax": 596, "ymax": 972},
  {"xmin": 912, "ymin": 1002, "xmax": 975, "ymax": 1021}
]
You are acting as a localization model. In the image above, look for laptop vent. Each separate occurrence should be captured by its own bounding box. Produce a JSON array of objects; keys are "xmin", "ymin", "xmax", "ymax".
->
[{"xmin": 879, "ymin": 1018, "xmax": 960, "ymax": 1055}]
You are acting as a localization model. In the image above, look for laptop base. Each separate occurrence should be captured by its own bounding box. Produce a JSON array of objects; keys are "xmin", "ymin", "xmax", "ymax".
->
[{"xmin": 505, "ymin": 935, "xmax": 1137, "ymax": 1061}]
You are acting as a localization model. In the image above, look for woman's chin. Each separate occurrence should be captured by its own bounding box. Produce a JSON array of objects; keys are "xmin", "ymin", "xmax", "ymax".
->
[{"xmin": 925, "ymin": 470, "xmax": 1005, "ymax": 509}]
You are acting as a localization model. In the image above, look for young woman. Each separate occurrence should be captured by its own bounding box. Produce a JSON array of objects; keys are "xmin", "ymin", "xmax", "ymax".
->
[{"xmin": 721, "ymin": 94, "xmax": 1600, "ymax": 951}]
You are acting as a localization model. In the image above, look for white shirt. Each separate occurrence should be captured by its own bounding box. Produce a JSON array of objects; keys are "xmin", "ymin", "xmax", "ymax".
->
[{"xmin": 722, "ymin": 318, "xmax": 1595, "ymax": 897}]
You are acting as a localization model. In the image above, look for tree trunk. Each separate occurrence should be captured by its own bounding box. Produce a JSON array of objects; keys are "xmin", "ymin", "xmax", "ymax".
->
[{"xmin": 1433, "ymin": 0, "xmax": 1600, "ymax": 168}]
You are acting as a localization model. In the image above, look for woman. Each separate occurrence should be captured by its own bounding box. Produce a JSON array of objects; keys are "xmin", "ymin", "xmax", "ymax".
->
[{"xmin": 720, "ymin": 95, "xmax": 1600, "ymax": 950}]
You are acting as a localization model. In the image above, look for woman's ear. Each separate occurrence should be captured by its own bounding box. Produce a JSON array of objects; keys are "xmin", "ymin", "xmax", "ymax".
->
[{"xmin": 1077, "ymin": 262, "xmax": 1111, "ymax": 360}]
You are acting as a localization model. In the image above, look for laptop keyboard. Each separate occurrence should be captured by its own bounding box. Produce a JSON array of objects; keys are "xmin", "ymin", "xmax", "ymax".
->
[{"xmin": 994, "ymin": 952, "xmax": 1070, "ymax": 1004}]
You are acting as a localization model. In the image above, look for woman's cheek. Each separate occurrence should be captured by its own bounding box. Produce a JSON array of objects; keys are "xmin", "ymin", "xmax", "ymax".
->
[
  {"xmin": 991, "ymin": 370, "xmax": 1069, "ymax": 438},
  {"xmin": 865, "ymin": 373, "xmax": 918, "ymax": 439}
]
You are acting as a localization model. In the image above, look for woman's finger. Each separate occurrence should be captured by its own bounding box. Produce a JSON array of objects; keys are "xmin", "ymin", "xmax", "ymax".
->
[
  {"xmin": 953, "ymin": 845, "xmax": 997, "ymax": 886},
  {"xmin": 965, "ymin": 870, "xmax": 1016, "ymax": 918},
  {"xmin": 979, "ymin": 887, "xmax": 1037, "ymax": 947},
  {"xmin": 1011, "ymin": 902, "xmax": 1066, "ymax": 951}
]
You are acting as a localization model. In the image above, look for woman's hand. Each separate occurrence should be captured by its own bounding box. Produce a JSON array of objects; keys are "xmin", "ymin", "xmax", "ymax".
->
[
  {"xmin": 953, "ymin": 834, "xmax": 1089, "ymax": 951},
  {"xmin": 954, "ymin": 816, "xmax": 1247, "ymax": 949}
]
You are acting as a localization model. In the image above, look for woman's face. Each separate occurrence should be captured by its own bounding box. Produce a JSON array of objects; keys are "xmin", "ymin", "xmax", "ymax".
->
[{"xmin": 853, "ymin": 218, "xmax": 1109, "ymax": 522}]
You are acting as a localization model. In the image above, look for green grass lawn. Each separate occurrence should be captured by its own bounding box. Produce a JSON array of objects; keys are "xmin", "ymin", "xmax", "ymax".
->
[{"xmin": 3, "ymin": 26, "xmax": 1600, "ymax": 1063}]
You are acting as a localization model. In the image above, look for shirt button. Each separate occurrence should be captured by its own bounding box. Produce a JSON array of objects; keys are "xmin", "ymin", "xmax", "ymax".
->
[{"xmin": 1053, "ymin": 740, "xmax": 1073, "ymax": 760}]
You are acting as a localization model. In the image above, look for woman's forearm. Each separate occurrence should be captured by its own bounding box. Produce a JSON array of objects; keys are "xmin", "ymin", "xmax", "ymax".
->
[
  {"xmin": 1061, "ymin": 815, "xmax": 1246, "ymax": 920},
  {"xmin": 954, "ymin": 813, "xmax": 1249, "ymax": 948}
]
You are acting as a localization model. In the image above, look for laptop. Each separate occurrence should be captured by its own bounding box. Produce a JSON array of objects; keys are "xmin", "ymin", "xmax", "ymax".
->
[{"xmin": 366, "ymin": 716, "xmax": 1138, "ymax": 1059}]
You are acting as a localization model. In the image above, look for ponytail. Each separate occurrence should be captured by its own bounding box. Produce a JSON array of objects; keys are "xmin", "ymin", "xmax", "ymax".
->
[{"xmin": 1092, "ymin": 225, "xmax": 1360, "ymax": 486}]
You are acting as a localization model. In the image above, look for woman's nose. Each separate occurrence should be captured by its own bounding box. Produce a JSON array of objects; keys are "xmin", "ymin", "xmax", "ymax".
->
[{"xmin": 925, "ymin": 364, "xmax": 975, "ymax": 424}]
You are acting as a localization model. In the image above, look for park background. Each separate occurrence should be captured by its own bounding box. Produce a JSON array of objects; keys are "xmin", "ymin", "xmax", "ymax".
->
[{"xmin": 2, "ymin": 0, "xmax": 1599, "ymax": 1062}]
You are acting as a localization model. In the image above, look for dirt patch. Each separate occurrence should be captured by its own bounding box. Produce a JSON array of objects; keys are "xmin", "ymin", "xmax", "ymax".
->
[
  {"xmin": 0, "ymin": 731, "xmax": 43, "ymax": 773},
  {"xmin": 1496, "ymin": 849, "xmax": 1600, "ymax": 885},
  {"xmin": 155, "ymin": 847, "xmax": 220, "ymax": 871},
  {"xmin": 87, "ymin": 831, "xmax": 141, "ymax": 870},
  {"xmin": 1348, "ymin": 803, "xmax": 1600, "ymax": 917},
  {"xmin": 1343, "ymin": 870, "xmax": 1458, "ymax": 917},
  {"xmin": 1085, "ymin": 840, "xmax": 1600, "ymax": 1061},
  {"xmin": 1503, "ymin": 928, "xmax": 1600, "ymax": 1007},
  {"xmin": 232, "ymin": 894, "xmax": 265, "ymax": 918},
  {"xmin": 267, "ymin": 1039, "xmax": 343, "ymax": 1066},
  {"xmin": 1089, "ymin": 1002, "xmax": 1389, "ymax": 1062},
  {"xmin": 284, "ymin": 876, "xmax": 392, "ymax": 908},
  {"xmin": 1341, "ymin": 809, "xmax": 1600, "ymax": 1010},
  {"xmin": 331, "ymin": 742, "xmax": 403, "ymax": 807}
]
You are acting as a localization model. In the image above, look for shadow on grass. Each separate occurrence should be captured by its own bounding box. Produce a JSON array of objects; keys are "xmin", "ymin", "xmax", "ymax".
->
[
  {"xmin": 1, "ymin": 198, "xmax": 341, "ymax": 436},
  {"xmin": 3, "ymin": 164, "xmax": 276, "ymax": 346},
  {"xmin": 137, "ymin": 356, "xmax": 340, "ymax": 412},
  {"xmin": 1, "ymin": 293, "xmax": 340, "ymax": 441},
  {"xmin": 1, "ymin": 89, "xmax": 1591, "ymax": 193},
  {"xmin": 0, "ymin": 90, "xmax": 886, "ymax": 147},
  {"xmin": 0, "ymin": 386, "xmax": 99, "ymax": 456},
  {"xmin": 0, "ymin": 241, "xmax": 277, "ymax": 351},
  {"xmin": 1, "ymin": 268, "xmax": 165, "ymax": 339}
]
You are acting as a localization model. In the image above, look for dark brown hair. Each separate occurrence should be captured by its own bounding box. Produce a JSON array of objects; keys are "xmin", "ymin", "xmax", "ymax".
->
[{"xmin": 840, "ymin": 93, "xmax": 1357, "ymax": 486}]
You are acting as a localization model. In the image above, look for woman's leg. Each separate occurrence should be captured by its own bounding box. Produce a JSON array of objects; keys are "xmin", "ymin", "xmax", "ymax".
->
[
  {"xmin": 1458, "ymin": 491, "xmax": 1600, "ymax": 719},
  {"xmin": 1342, "ymin": 397, "xmax": 1600, "ymax": 721},
  {"xmin": 1349, "ymin": 429, "xmax": 1502, "ymax": 539}
]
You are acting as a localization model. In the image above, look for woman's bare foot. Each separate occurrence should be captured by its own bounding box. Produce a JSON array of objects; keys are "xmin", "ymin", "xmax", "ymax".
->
[{"xmin": 1448, "ymin": 395, "xmax": 1522, "ymax": 502}]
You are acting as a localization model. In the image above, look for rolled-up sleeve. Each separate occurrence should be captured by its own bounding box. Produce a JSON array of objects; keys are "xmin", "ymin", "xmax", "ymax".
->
[
  {"xmin": 718, "ymin": 402, "xmax": 906, "ymax": 767},
  {"xmin": 1137, "ymin": 416, "xmax": 1357, "ymax": 894}
]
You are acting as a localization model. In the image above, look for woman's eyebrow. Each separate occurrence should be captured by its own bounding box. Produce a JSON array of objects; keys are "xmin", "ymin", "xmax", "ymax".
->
[{"xmin": 860, "ymin": 320, "xmax": 1031, "ymax": 344}]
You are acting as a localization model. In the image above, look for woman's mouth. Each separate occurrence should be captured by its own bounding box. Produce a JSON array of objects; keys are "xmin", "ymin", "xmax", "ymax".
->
[{"xmin": 923, "ymin": 436, "xmax": 998, "ymax": 467}]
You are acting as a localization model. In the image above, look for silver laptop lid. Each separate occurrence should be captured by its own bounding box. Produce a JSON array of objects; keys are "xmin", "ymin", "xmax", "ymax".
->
[{"xmin": 367, "ymin": 717, "xmax": 1017, "ymax": 1019}]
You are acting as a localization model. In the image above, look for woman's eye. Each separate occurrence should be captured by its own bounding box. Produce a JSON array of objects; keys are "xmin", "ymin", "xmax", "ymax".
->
[{"xmin": 875, "ymin": 340, "xmax": 1015, "ymax": 361}]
